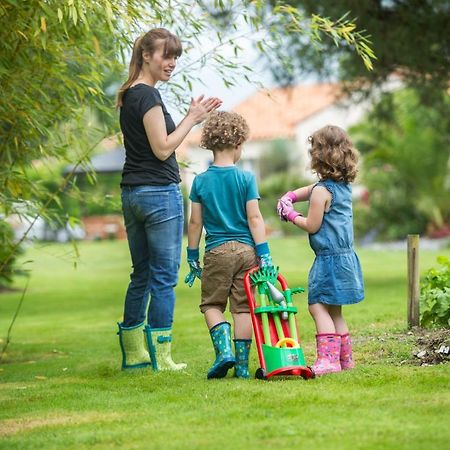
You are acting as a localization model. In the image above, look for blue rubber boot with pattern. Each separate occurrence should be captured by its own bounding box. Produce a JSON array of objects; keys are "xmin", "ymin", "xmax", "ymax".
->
[
  {"xmin": 234, "ymin": 339, "xmax": 252, "ymax": 379},
  {"xmin": 207, "ymin": 322, "xmax": 236, "ymax": 379}
]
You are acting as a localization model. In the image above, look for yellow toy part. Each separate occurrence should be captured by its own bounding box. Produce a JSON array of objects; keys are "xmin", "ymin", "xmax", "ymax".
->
[{"xmin": 275, "ymin": 337, "xmax": 300, "ymax": 348}]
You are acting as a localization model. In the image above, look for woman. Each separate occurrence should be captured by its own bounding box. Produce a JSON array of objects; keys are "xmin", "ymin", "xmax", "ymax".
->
[{"xmin": 116, "ymin": 28, "xmax": 221, "ymax": 371}]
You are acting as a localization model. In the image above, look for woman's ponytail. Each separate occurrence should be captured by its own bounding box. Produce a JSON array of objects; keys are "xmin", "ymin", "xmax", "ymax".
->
[{"xmin": 116, "ymin": 35, "xmax": 144, "ymax": 108}]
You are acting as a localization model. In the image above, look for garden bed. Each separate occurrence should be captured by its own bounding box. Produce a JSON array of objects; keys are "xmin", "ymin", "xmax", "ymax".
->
[{"xmin": 412, "ymin": 328, "xmax": 450, "ymax": 366}]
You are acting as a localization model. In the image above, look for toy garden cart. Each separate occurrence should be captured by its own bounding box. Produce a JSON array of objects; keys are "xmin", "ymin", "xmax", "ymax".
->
[{"xmin": 244, "ymin": 266, "xmax": 314, "ymax": 380}]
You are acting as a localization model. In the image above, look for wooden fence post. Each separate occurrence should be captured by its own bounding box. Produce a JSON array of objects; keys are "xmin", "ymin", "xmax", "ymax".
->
[{"xmin": 407, "ymin": 234, "xmax": 420, "ymax": 328}]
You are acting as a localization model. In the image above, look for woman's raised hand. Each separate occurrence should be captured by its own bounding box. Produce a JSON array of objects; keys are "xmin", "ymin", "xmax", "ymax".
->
[{"xmin": 187, "ymin": 95, "xmax": 222, "ymax": 124}]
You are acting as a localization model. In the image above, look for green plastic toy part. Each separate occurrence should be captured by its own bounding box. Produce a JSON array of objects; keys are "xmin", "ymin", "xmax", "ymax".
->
[
  {"xmin": 282, "ymin": 287, "xmax": 304, "ymax": 342},
  {"xmin": 250, "ymin": 266, "xmax": 279, "ymax": 292},
  {"xmin": 250, "ymin": 267, "xmax": 306, "ymax": 348},
  {"xmin": 262, "ymin": 344, "xmax": 307, "ymax": 373}
]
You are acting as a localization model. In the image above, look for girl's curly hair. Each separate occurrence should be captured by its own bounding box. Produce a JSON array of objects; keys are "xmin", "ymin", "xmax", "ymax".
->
[
  {"xmin": 309, "ymin": 125, "xmax": 359, "ymax": 182},
  {"xmin": 200, "ymin": 111, "xmax": 249, "ymax": 151}
]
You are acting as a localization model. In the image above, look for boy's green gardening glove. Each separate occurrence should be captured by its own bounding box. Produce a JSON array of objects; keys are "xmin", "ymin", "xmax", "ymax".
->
[
  {"xmin": 255, "ymin": 242, "xmax": 274, "ymax": 270},
  {"xmin": 184, "ymin": 247, "xmax": 202, "ymax": 288}
]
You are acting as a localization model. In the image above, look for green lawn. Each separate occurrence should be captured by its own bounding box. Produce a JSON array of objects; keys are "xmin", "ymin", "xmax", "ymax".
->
[{"xmin": 0, "ymin": 238, "xmax": 449, "ymax": 450}]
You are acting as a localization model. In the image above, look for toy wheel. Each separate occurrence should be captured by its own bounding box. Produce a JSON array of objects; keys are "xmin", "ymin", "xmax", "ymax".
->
[
  {"xmin": 300, "ymin": 367, "xmax": 315, "ymax": 380},
  {"xmin": 255, "ymin": 368, "xmax": 267, "ymax": 380}
]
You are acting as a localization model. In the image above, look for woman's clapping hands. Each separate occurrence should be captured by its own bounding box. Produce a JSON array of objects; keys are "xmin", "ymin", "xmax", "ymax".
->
[{"xmin": 187, "ymin": 95, "xmax": 222, "ymax": 124}]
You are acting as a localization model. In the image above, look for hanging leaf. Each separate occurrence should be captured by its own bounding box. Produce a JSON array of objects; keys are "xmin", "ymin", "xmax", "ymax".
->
[{"xmin": 40, "ymin": 16, "xmax": 47, "ymax": 32}]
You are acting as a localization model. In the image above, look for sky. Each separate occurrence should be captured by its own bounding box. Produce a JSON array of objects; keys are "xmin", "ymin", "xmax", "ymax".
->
[
  {"xmin": 188, "ymin": 58, "xmax": 272, "ymax": 110},
  {"xmin": 162, "ymin": 22, "xmax": 277, "ymax": 123},
  {"xmin": 165, "ymin": 30, "xmax": 319, "ymax": 123}
]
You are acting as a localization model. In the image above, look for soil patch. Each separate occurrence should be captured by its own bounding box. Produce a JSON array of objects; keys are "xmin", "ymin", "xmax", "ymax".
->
[
  {"xmin": 355, "ymin": 328, "xmax": 450, "ymax": 366},
  {"xmin": 411, "ymin": 327, "xmax": 450, "ymax": 366}
]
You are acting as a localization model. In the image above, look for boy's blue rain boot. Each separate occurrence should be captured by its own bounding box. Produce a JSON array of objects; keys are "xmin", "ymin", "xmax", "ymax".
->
[
  {"xmin": 117, "ymin": 322, "xmax": 151, "ymax": 369},
  {"xmin": 207, "ymin": 322, "xmax": 236, "ymax": 379},
  {"xmin": 234, "ymin": 339, "xmax": 252, "ymax": 379},
  {"xmin": 144, "ymin": 326, "xmax": 187, "ymax": 371}
]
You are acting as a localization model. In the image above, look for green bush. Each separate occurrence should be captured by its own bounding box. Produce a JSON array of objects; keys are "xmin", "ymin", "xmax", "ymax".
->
[
  {"xmin": 29, "ymin": 165, "xmax": 123, "ymax": 219},
  {"xmin": 354, "ymin": 166, "xmax": 429, "ymax": 241},
  {"xmin": 73, "ymin": 173, "xmax": 122, "ymax": 216},
  {"xmin": 351, "ymin": 90, "xmax": 450, "ymax": 241},
  {"xmin": 420, "ymin": 256, "xmax": 450, "ymax": 329},
  {"xmin": 0, "ymin": 219, "xmax": 23, "ymax": 288}
]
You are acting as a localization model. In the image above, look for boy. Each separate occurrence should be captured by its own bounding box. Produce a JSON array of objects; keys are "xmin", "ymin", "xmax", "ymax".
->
[{"xmin": 185, "ymin": 111, "xmax": 274, "ymax": 379}]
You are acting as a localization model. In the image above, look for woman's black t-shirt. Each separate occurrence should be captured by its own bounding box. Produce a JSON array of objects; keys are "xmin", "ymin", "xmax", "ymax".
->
[{"xmin": 119, "ymin": 84, "xmax": 181, "ymax": 186}]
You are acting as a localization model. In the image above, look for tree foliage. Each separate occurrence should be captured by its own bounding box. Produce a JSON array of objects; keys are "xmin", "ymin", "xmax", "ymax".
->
[
  {"xmin": 351, "ymin": 89, "xmax": 450, "ymax": 240},
  {"xmin": 267, "ymin": 0, "xmax": 449, "ymax": 103},
  {"xmin": 0, "ymin": 0, "xmax": 374, "ymax": 281}
]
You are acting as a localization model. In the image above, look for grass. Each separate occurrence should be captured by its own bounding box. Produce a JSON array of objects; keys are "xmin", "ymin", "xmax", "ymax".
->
[{"xmin": 0, "ymin": 237, "xmax": 449, "ymax": 450}]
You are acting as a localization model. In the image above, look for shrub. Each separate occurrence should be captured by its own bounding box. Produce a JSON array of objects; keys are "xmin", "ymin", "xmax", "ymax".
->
[
  {"xmin": 352, "ymin": 166, "xmax": 428, "ymax": 241},
  {"xmin": 0, "ymin": 219, "xmax": 23, "ymax": 288},
  {"xmin": 420, "ymin": 256, "xmax": 450, "ymax": 329},
  {"xmin": 30, "ymin": 165, "xmax": 123, "ymax": 219},
  {"xmin": 351, "ymin": 90, "xmax": 450, "ymax": 241}
]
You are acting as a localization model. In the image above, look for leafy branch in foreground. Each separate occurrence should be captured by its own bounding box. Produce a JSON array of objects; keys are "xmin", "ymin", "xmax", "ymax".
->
[
  {"xmin": 310, "ymin": 13, "xmax": 376, "ymax": 71},
  {"xmin": 0, "ymin": 278, "xmax": 29, "ymax": 362},
  {"xmin": 273, "ymin": 6, "xmax": 376, "ymax": 71}
]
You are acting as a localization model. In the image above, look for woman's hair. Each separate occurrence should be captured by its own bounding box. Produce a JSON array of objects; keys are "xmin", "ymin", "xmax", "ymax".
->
[
  {"xmin": 116, "ymin": 28, "xmax": 182, "ymax": 107},
  {"xmin": 200, "ymin": 111, "xmax": 249, "ymax": 151},
  {"xmin": 309, "ymin": 125, "xmax": 359, "ymax": 182}
]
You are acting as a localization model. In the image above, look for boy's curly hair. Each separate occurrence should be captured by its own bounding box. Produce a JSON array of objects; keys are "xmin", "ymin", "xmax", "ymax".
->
[
  {"xmin": 200, "ymin": 111, "xmax": 249, "ymax": 151},
  {"xmin": 309, "ymin": 125, "xmax": 359, "ymax": 182}
]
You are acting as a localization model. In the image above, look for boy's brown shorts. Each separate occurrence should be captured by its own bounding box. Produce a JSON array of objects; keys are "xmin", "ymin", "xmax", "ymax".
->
[{"xmin": 200, "ymin": 241, "xmax": 257, "ymax": 314}]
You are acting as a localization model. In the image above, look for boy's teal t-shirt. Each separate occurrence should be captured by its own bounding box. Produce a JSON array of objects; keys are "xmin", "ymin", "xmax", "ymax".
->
[{"xmin": 189, "ymin": 165, "xmax": 259, "ymax": 251}]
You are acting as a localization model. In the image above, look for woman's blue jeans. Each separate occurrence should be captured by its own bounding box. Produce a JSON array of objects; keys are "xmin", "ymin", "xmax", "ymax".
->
[{"xmin": 121, "ymin": 184, "xmax": 183, "ymax": 328}]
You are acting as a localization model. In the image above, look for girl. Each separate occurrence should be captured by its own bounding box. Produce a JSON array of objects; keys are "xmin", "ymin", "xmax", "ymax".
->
[
  {"xmin": 277, "ymin": 125, "xmax": 364, "ymax": 376},
  {"xmin": 116, "ymin": 28, "xmax": 221, "ymax": 371}
]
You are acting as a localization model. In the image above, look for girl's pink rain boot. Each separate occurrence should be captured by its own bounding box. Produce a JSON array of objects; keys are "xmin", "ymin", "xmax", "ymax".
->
[
  {"xmin": 340, "ymin": 333, "xmax": 356, "ymax": 370},
  {"xmin": 312, "ymin": 333, "xmax": 342, "ymax": 376}
]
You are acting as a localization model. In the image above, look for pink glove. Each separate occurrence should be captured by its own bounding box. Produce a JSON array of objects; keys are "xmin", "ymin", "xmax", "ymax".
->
[
  {"xmin": 276, "ymin": 191, "xmax": 298, "ymax": 221},
  {"xmin": 280, "ymin": 201, "xmax": 302, "ymax": 223}
]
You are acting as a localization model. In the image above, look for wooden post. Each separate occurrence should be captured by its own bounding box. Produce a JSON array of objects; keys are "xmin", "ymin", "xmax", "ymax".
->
[{"xmin": 407, "ymin": 234, "xmax": 420, "ymax": 328}]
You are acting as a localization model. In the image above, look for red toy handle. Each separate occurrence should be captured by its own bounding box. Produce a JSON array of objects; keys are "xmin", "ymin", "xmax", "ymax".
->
[{"xmin": 244, "ymin": 267, "xmax": 265, "ymax": 370}]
